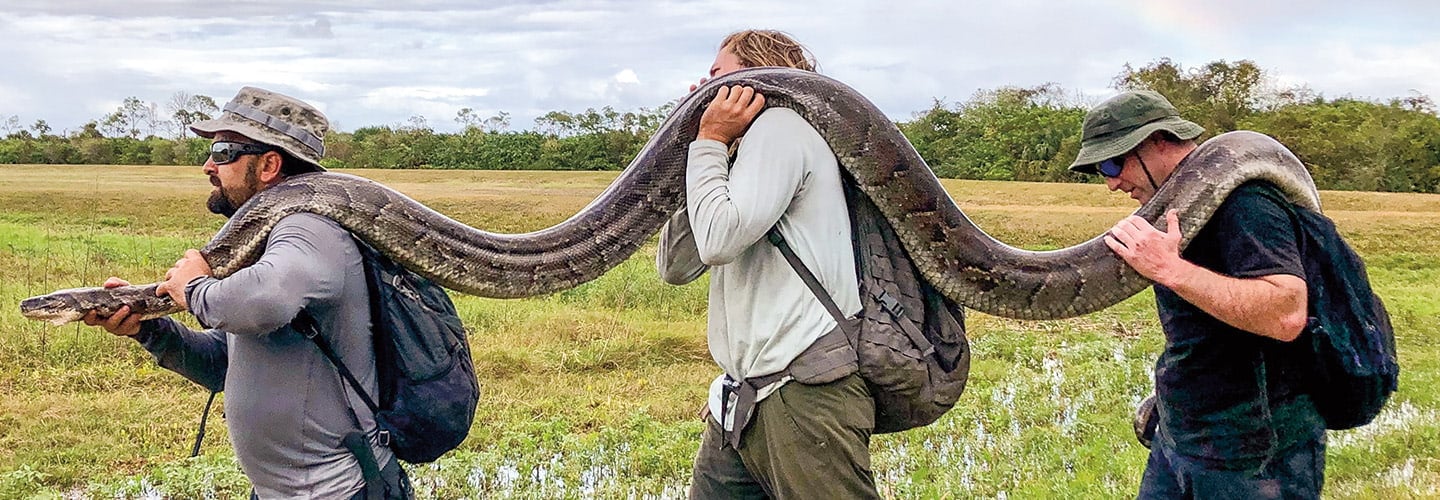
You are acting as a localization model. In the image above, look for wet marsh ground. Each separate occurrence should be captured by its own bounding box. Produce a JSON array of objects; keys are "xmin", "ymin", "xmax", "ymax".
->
[{"xmin": 1, "ymin": 165, "xmax": 1436, "ymax": 498}]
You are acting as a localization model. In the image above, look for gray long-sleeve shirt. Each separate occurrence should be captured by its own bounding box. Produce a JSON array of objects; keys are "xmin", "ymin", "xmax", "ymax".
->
[
  {"xmin": 656, "ymin": 107, "xmax": 861, "ymax": 431},
  {"xmin": 134, "ymin": 212, "xmax": 389, "ymax": 499}
]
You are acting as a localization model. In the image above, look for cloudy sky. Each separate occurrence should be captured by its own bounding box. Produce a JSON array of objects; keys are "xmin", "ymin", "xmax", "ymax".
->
[{"xmin": 1, "ymin": 0, "xmax": 1436, "ymax": 135}]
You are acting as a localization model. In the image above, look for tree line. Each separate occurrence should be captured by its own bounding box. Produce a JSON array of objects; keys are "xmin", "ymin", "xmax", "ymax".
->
[{"xmin": 2, "ymin": 59, "xmax": 1437, "ymax": 193}]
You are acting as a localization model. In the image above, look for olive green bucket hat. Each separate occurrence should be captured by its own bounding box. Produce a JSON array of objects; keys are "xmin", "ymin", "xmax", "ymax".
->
[
  {"xmin": 190, "ymin": 86, "xmax": 329, "ymax": 172},
  {"xmin": 1068, "ymin": 90, "xmax": 1204, "ymax": 175}
]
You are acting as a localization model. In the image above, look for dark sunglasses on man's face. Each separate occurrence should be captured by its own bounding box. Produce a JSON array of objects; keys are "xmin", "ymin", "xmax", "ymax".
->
[
  {"xmin": 209, "ymin": 141, "xmax": 277, "ymax": 165},
  {"xmin": 1097, "ymin": 155, "xmax": 1127, "ymax": 177}
]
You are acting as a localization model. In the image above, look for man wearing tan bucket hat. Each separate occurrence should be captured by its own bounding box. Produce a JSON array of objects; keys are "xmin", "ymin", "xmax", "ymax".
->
[
  {"xmin": 81, "ymin": 87, "xmax": 413, "ymax": 499},
  {"xmin": 1070, "ymin": 90, "xmax": 1325, "ymax": 498}
]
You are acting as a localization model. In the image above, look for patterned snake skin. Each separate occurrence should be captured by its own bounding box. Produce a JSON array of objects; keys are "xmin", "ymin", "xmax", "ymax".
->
[{"xmin": 20, "ymin": 67, "xmax": 1320, "ymax": 325}]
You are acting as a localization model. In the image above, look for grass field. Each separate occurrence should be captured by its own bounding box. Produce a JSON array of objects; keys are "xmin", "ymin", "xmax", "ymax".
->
[{"xmin": 1, "ymin": 164, "xmax": 1437, "ymax": 498}]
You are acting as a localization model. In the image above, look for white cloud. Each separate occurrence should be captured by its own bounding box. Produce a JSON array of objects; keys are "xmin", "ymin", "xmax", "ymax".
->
[
  {"xmin": 289, "ymin": 17, "xmax": 334, "ymax": 38},
  {"xmin": 364, "ymin": 86, "xmax": 492, "ymax": 102},
  {"xmin": 1295, "ymin": 42, "xmax": 1440, "ymax": 99},
  {"xmin": 0, "ymin": 84, "xmax": 31, "ymax": 111},
  {"xmin": 0, "ymin": 1, "xmax": 1435, "ymax": 134}
]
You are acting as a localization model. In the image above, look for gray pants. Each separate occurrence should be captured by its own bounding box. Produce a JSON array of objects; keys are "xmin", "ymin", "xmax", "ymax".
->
[{"xmin": 688, "ymin": 373, "xmax": 880, "ymax": 499}]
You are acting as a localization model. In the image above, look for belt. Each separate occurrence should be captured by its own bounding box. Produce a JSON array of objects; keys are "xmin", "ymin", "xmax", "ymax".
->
[{"xmin": 718, "ymin": 323, "xmax": 859, "ymax": 449}]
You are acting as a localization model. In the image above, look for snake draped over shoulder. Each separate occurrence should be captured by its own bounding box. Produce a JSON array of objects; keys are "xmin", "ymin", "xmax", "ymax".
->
[{"xmin": 20, "ymin": 67, "xmax": 1321, "ymax": 325}]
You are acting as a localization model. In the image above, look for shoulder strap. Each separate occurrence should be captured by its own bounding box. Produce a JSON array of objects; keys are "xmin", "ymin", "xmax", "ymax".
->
[
  {"xmin": 295, "ymin": 235, "xmax": 394, "ymax": 416},
  {"xmin": 767, "ymin": 226, "xmax": 935, "ymax": 357},
  {"xmin": 766, "ymin": 227, "xmax": 847, "ymax": 323},
  {"xmin": 295, "ymin": 310, "xmax": 390, "ymax": 490},
  {"xmin": 296, "ymin": 311, "xmax": 380, "ymax": 415}
]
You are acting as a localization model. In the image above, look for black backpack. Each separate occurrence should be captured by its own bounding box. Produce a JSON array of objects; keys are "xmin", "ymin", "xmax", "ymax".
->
[
  {"xmin": 1282, "ymin": 194, "xmax": 1400, "ymax": 430},
  {"xmin": 302, "ymin": 236, "xmax": 481, "ymax": 463},
  {"xmin": 769, "ymin": 180, "xmax": 972, "ymax": 434}
]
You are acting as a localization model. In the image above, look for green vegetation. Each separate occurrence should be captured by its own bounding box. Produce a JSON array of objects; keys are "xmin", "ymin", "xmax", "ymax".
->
[
  {"xmin": 4, "ymin": 58, "xmax": 1439, "ymax": 192},
  {"xmin": 1, "ymin": 166, "xmax": 1437, "ymax": 498}
]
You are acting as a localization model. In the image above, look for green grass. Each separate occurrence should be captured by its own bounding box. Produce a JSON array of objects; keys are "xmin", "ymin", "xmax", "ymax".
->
[{"xmin": 1, "ymin": 165, "xmax": 1438, "ymax": 498}]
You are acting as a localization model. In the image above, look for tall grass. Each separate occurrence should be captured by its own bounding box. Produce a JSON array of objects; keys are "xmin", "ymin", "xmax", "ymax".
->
[{"xmin": 1, "ymin": 165, "xmax": 1437, "ymax": 498}]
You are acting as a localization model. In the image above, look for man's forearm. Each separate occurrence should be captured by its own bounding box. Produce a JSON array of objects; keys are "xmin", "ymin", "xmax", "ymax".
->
[
  {"xmin": 1159, "ymin": 263, "xmax": 1309, "ymax": 342},
  {"xmin": 134, "ymin": 317, "xmax": 228, "ymax": 391}
]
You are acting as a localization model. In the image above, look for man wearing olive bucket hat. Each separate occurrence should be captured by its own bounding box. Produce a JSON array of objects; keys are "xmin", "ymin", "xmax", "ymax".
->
[
  {"xmin": 1070, "ymin": 90, "xmax": 1326, "ymax": 498},
  {"xmin": 81, "ymin": 87, "xmax": 413, "ymax": 499}
]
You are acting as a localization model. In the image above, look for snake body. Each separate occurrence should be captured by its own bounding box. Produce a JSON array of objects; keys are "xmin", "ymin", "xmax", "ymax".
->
[{"xmin": 19, "ymin": 67, "xmax": 1320, "ymax": 325}]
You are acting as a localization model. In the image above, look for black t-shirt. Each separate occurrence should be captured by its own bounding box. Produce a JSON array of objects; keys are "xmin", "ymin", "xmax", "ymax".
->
[{"xmin": 1153, "ymin": 182, "xmax": 1326, "ymax": 468}]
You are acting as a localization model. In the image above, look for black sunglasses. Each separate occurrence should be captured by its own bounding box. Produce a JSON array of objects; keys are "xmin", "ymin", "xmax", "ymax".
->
[
  {"xmin": 209, "ymin": 141, "xmax": 278, "ymax": 165},
  {"xmin": 1097, "ymin": 154, "xmax": 1127, "ymax": 177}
]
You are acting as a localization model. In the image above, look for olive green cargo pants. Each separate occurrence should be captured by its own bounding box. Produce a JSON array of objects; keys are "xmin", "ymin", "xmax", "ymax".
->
[{"xmin": 688, "ymin": 373, "xmax": 880, "ymax": 499}]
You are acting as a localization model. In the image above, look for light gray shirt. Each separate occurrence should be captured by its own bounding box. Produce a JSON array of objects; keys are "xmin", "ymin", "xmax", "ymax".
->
[
  {"xmin": 136, "ymin": 212, "xmax": 389, "ymax": 499},
  {"xmin": 657, "ymin": 107, "xmax": 861, "ymax": 430}
]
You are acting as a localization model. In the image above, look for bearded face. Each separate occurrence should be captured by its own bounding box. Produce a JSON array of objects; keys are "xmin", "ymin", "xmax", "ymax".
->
[{"xmin": 207, "ymin": 155, "xmax": 263, "ymax": 217}]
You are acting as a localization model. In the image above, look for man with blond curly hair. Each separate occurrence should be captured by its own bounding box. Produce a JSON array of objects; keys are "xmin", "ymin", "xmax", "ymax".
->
[{"xmin": 658, "ymin": 30, "xmax": 879, "ymax": 499}]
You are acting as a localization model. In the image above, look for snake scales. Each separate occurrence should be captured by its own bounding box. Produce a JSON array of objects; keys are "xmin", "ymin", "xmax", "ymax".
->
[{"xmin": 20, "ymin": 67, "xmax": 1320, "ymax": 325}]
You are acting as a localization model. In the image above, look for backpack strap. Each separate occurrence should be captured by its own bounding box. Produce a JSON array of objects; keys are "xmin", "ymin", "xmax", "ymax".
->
[
  {"xmin": 700, "ymin": 227, "xmax": 860, "ymax": 449},
  {"xmin": 296, "ymin": 311, "xmax": 380, "ymax": 415},
  {"xmin": 766, "ymin": 227, "xmax": 934, "ymax": 357},
  {"xmin": 765, "ymin": 228, "xmax": 849, "ymax": 323},
  {"xmin": 295, "ymin": 238, "xmax": 395, "ymax": 450},
  {"xmin": 295, "ymin": 310, "xmax": 387, "ymax": 496}
]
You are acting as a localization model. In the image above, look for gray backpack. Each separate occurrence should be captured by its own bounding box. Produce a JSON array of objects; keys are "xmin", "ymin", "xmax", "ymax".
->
[{"xmin": 768, "ymin": 181, "xmax": 972, "ymax": 434}]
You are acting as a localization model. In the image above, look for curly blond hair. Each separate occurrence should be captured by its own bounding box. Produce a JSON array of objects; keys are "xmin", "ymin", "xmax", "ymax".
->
[{"xmin": 719, "ymin": 30, "xmax": 817, "ymax": 72}]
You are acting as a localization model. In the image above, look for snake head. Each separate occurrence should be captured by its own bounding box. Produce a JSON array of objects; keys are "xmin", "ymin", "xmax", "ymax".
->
[{"xmin": 19, "ymin": 289, "xmax": 91, "ymax": 326}]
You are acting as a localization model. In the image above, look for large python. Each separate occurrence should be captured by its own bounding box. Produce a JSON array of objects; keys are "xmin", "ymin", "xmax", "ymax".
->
[{"xmin": 19, "ymin": 67, "xmax": 1320, "ymax": 325}]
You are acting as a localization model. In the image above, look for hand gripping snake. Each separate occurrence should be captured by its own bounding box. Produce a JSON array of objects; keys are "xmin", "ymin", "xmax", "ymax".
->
[{"xmin": 19, "ymin": 67, "xmax": 1320, "ymax": 325}]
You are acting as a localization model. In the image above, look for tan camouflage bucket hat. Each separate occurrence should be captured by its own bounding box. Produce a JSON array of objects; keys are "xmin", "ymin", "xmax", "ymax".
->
[{"xmin": 190, "ymin": 86, "xmax": 329, "ymax": 172}]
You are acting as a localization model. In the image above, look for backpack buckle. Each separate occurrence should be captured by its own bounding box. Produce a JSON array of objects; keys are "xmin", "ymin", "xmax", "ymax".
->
[
  {"xmin": 293, "ymin": 312, "xmax": 320, "ymax": 340},
  {"xmin": 766, "ymin": 227, "xmax": 786, "ymax": 246},
  {"xmin": 377, "ymin": 429, "xmax": 391, "ymax": 447},
  {"xmin": 875, "ymin": 290, "xmax": 905, "ymax": 318}
]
